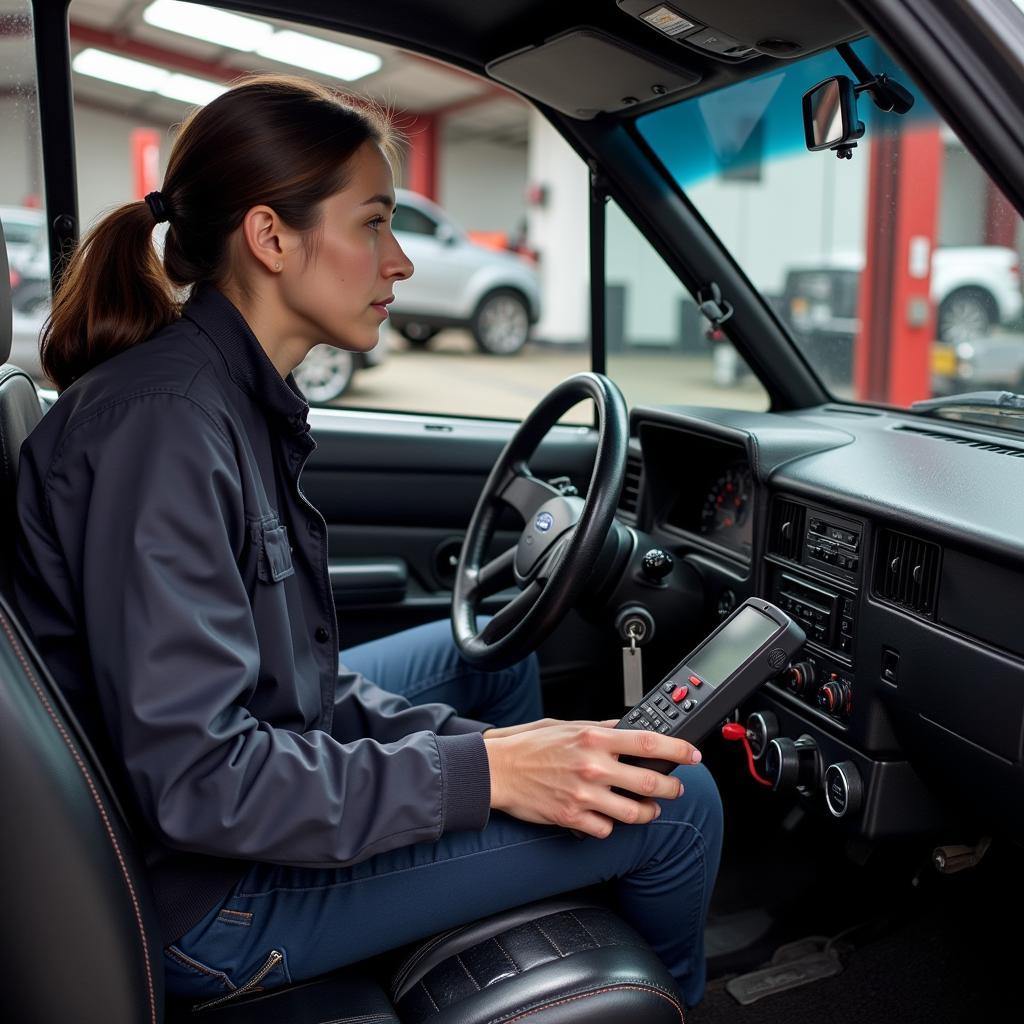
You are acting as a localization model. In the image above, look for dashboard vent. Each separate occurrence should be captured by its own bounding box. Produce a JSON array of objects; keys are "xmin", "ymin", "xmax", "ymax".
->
[
  {"xmin": 618, "ymin": 451, "xmax": 643, "ymax": 517},
  {"xmin": 874, "ymin": 529, "xmax": 941, "ymax": 618},
  {"xmin": 896, "ymin": 425, "xmax": 1024, "ymax": 459},
  {"xmin": 770, "ymin": 498, "xmax": 805, "ymax": 561}
]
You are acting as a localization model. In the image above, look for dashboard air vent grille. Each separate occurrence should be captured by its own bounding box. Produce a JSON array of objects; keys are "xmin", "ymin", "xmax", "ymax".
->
[
  {"xmin": 770, "ymin": 498, "xmax": 805, "ymax": 561},
  {"xmin": 874, "ymin": 529, "xmax": 941, "ymax": 618},
  {"xmin": 618, "ymin": 452, "xmax": 643, "ymax": 517},
  {"xmin": 897, "ymin": 425, "xmax": 1024, "ymax": 459}
]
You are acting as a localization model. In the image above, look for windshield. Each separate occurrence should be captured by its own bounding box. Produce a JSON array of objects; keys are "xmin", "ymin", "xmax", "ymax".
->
[{"xmin": 637, "ymin": 39, "xmax": 1024, "ymax": 421}]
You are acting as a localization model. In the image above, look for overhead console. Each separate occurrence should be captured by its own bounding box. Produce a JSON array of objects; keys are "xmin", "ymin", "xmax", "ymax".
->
[{"xmin": 616, "ymin": 0, "xmax": 863, "ymax": 60}]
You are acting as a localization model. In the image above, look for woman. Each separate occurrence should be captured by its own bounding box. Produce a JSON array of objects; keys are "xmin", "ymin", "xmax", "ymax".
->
[{"xmin": 12, "ymin": 74, "xmax": 722, "ymax": 1009}]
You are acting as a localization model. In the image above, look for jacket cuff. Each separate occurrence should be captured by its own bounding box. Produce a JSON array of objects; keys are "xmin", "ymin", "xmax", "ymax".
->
[
  {"xmin": 442, "ymin": 714, "xmax": 493, "ymax": 736},
  {"xmin": 436, "ymin": 732, "xmax": 491, "ymax": 833}
]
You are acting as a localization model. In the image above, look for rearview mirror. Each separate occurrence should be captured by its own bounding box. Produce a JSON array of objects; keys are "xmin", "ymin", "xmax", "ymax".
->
[{"xmin": 803, "ymin": 76, "xmax": 864, "ymax": 158}]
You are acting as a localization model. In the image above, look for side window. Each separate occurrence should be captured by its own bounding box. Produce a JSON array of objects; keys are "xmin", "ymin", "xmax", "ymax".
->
[
  {"xmin": 605, "ymin": 201, "xmax": 768, "ymax": 412},
  {"xmin": 392, "ymin": 204, "xmax": 438, "ymax": 236},
  {"xmin": 66, "ymin": 1, "xmax": 589, "ymax": 420},
  {"xmin": 1, "ymin": 1, "xmax": 50, "ymax": 385}
]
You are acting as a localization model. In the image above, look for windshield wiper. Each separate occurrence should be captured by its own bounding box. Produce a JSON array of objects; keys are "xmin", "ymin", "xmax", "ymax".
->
[{"xmin": 910, "ymin": 391, "xmax": 1024, "ymax": 432}]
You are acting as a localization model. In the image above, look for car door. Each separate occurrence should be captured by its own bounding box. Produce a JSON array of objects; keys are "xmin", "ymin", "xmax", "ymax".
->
[{"xmin": 392, "ymin": 197, "xmax": 481, "ymax": 318}]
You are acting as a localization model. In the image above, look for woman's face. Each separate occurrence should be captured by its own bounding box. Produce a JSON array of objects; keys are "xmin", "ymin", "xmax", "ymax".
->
[{"xmin": 279, "ymin": 141, "xmax": 414, "ymax": 355}]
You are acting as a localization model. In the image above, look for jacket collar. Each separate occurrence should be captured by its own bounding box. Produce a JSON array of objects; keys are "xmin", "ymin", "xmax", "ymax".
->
[{"xmin": 183, "ymin": 283, "xmax": 311, "ymax": 435}]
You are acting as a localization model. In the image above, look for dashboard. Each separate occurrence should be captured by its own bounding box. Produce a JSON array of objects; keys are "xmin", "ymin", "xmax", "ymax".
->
[{"xmin": 621, "ymin": 402, "xmax": 1024, "ymax": 842}]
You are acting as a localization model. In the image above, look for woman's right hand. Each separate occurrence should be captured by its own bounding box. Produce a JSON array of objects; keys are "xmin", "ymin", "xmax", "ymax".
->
[{"xmin": 483, "ymin": 722, "xmax": 701, "ymax": 839}]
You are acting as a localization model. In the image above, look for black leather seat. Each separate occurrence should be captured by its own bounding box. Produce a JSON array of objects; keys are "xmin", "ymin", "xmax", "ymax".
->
[{"xmin": 0, "ymin": 215, "xmax": 682, "ymax": 1023}]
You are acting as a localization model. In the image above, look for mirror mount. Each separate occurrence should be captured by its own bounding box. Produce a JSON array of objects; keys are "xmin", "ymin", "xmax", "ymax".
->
[{"xmin": 803, "ymin": 46, "xmax": 915, "ymax": 161}]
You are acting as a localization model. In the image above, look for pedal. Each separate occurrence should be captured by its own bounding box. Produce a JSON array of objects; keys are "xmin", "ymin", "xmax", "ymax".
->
[{"xmin": 724, "ymin": 936, "xmax": 842, "ymax": 1005}]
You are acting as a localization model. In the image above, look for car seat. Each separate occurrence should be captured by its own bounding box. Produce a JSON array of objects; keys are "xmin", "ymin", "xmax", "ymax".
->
[{"xmin": 0, "ymin": 214, "xmax": 683, "ymax": 1022}]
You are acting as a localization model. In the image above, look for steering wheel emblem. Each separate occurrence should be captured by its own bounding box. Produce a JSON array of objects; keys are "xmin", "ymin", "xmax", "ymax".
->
[{"xmin": 534, "ymin": 511, "xmax": 554, "ymax": 533}]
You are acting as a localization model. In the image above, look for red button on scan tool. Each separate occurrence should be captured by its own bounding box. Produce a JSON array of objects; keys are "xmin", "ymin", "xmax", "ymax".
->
[
  {"xmin": 671, "ymin": 685, "xmax": 689, "ymax": 703},
  {"xmin": 687, "ymin": 674, "xmax": 704, "ymax": 687}
]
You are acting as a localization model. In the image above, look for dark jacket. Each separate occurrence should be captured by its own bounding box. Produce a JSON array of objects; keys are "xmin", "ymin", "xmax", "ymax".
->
[{"xmin": 13, "ymin": 284, "xmax": 492, "ymax": 943}]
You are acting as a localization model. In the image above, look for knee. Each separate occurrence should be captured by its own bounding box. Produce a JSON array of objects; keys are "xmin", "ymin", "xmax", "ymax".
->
[{"xmin": 659, "ymin": 764, "xmax": 724, "ymax": 861}]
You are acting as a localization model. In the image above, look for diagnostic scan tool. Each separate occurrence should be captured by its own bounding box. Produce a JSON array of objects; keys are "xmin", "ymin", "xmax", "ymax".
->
[{"xmin": 618, "ymin": 598, "xmax": 805, "ymax": 774}]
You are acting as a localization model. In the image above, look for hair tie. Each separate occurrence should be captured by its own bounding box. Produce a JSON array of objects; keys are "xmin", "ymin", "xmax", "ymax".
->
[{"xmin": 145, "ymin": 190, "xmax": 170, "ymax": 224}]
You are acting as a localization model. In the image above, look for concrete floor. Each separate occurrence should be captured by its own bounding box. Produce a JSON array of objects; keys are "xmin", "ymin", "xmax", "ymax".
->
[{"xmin": 336, "ymin": 329, "xmax": 770, "ymax": 421}]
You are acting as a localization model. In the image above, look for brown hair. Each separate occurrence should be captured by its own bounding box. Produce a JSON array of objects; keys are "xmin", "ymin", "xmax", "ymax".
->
[{"xmin": 41, "ymin": 74, "xmax": 397, "ymax": 391}]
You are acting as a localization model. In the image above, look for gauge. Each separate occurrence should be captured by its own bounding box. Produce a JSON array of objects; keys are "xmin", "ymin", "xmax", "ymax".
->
[{"xmin": 699, "ymin": 463, "xmax": 753, "ymax": 552}]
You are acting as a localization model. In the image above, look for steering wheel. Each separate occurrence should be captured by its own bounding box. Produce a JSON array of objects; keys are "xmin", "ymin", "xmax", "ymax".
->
[{"xmin": 452, "ymin": 372, "xmax": 629, "ymax": 669}]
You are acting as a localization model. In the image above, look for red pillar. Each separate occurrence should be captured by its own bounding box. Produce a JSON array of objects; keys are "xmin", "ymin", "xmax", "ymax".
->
[
  {"xmin": 131, "ymin": 128, "xmax": 161, "ymax": 198},
  {"xmin": 404, "ymin": 113, "xmax": 439, "ymax": 201},
  {"xmin": 853, "ymin": 124, "xmax": 943, "ymax": 405},
  {"xmin": 984, "ymin": 181, "xmax": 1019, "ymax": 248}
]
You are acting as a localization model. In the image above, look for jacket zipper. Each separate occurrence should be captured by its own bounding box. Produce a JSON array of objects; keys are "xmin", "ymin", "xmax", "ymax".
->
[{"xmin": 191, "ymin": 950, "xmax": 283, "ymax": 1013}]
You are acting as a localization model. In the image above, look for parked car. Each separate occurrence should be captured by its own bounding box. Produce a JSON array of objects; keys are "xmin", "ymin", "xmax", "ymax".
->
[
  {"xmin": 781, "ymin": 247, "xmax": 1024, "ymax": 388},
  {"xmin": 0, "ymin": 205, "xmax": 45, "ymax": 270},
  {"xmin": 783, "ymin": 246, "xmax": 1023, "ymax": 345},
  {"xmin": 389, "ymin": 188, "xmax": 541, "ymax": 355}
]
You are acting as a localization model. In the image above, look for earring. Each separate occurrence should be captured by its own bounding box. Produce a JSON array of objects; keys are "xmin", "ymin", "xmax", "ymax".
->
[{"xmin": 274, "ymin": 262, "xmax": 281, "ymax": 271}]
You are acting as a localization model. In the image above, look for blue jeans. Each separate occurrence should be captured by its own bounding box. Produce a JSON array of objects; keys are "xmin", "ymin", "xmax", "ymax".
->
[{"xmin": 164, "ymin": 619, "xmax": 723, "ymax": 1009}]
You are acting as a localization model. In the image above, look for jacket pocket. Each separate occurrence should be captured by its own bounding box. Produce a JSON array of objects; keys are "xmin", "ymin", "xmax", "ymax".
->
[{"xmin": 250, "ymin": 513, "xmax": 295, "ymax": 584}]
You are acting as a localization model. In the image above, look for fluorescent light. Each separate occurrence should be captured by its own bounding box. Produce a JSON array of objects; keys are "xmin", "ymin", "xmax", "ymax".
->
[
  {"xmin": 73, "ymin": 48, "xmax": 225, "ymax": 107},
  {"xmin": 143, "ymin": 0, "xmax": 272, "ymax": 51},
  {"xmin": 142, "ymin": 1, "xmax": 383, "ymax": 83},
  {"xmin": 73, "ymin": 48, "xmax": 169, "ymax": 93},
  {"xmin": 158, "ymin": 73, "xmax": 228, "ymax": 105},
  {"xmin": 256, "ymin": 30, "xmax": 382, "ymax": 81}
]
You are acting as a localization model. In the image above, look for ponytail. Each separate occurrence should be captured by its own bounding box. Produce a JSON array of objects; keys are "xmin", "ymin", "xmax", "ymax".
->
[
  {"xmin": 40, "ymin": 73, "xmax": 396, "ymax": 393},
  {"xmin": 41, "ymin": 201, "xmax": 177, "ymax": 391}
]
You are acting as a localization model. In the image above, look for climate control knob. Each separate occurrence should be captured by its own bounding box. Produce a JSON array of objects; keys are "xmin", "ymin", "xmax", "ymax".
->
[
  {"xmin": 781, "ymin": 661, "xmax": 815, "ymax": 697},
  {"xmin": 764, "ymin": 735, "xmax": 820, "ymax": 794},
  {"xmin": 817, "ymin": 675, "xmax": 851, "ymax": 717}
]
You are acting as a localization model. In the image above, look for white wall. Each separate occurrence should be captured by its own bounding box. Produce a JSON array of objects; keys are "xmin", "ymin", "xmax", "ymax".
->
[
  {"xmin": 73, "ymin": 105, "xmax": 172, "ymax": 232},
  {"xmin": 0, "ymin": 96, "xmax": 42, "ymax": 207},
  {"xmin": 526, "ymin": 108, "xmax": 590, "ymax": 343},
  {"xmin": 438, "ymin": 136, "xmax": 528, "ymax": 235}
]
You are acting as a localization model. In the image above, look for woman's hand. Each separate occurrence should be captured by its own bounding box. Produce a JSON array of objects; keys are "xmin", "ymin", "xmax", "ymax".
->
[
  {"xmin": 483, "ymin": 722, "xmax": 701, "ymax": 839},
  {"xmin": 481, "ymin": 717, "xmax": 615, "ymax": 739}
]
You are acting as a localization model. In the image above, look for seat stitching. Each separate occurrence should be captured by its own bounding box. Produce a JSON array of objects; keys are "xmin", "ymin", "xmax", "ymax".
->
[
  {"xmin": 420, "ymin": 979, "xmax": 440, "ymax": 1012},
  {"xmin": 455, "ymin": 952, "xmax": 481, "ymax": 990},
  {"xmin": 533, "ymin": 919, "xmax": 564, "ymax": 957},
  {"xmin": 0, "ymin": 612, "xmax": 158, "ymax": 1024},
  {"xmin": 495, "ymin": 983, "xmax": 684, "ymax": 1024},
  {"xmin": 567, "ymin": 910, "xmax": 602, "ymax": 948},
  {"xmin": 492, "ymin": 936, "xmax": 520, "ymax": 974},
  {"xmin": 390, "ymin": 923, "xmax": 465, "ymax": 999}
]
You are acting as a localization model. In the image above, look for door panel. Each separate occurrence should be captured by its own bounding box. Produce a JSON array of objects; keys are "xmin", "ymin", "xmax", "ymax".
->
[{"xmin": 302, "ymin": 408, "xmax": 600, "ymax": 648}]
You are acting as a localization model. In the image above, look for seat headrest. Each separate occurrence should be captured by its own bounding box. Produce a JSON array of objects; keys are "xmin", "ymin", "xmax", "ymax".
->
[{"xmin": 0, "ymin": 217, "xmax": 11, "ymax": 363}]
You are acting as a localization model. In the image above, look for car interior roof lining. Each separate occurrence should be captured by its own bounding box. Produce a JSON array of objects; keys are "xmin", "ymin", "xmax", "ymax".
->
[{"xmin": 217, "ymin": 0, "xmax": 866, "ymax": 114}]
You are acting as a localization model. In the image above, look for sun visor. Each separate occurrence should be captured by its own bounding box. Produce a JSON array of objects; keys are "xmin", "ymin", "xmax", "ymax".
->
[{"xmin": 486, "ymin": 29, "xmax": 700, "ymax": 120}]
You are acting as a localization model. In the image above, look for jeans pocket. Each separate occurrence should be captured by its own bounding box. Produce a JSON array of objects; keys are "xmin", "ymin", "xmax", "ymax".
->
[
  {"xmin": 191, "ymin": 948, "xmax": 291, "ymax": 1013},
  {"xmin": 164, "ymin": 945, "xmax": 236, "ymax": 1000}
]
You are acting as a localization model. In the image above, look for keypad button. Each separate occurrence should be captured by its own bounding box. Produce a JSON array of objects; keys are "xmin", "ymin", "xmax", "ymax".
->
[
  {"xmin": 628, "ymin": 709, "xmax": 641, "ymax": 723},
  {"xmin": 666, "ymin": 708, "xmax": 679, "ymax": 720},
  {"xmin": 682, "ymin": 699, "xmax": 695, "ymax": 712},
  {"xmin": 657, "ymin": 724, "xmax": 671, "ymax": 734},
  {"xmin": 655, "ymin": 697, "xmax": 669, "ymax": 710},
  {"xmin": 662, "ymin": 682, "xmax": 675, "ymax": 693},
  {"xmin": 650, "ymin": 715, "xmax": 664, "ymax": 728}
]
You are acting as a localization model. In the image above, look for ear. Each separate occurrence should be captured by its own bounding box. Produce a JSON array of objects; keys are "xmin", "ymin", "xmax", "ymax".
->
[{"xmin": 240, "ymin": 205, "xmax": 299, "ymax": 274}]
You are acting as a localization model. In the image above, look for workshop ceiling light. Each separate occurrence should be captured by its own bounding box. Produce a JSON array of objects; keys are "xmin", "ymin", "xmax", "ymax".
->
[
  {"xmin": 143, "ymin": 1, "xmax": 273, "ymax": 51},
  {"xmin": 254, "ymin": 30, "xmax": 382, "ymax": 81},
  {"xmin": 72, "ymin": 49, "xmax": 170, "ymax": 92},
  {"xmin": 142, "ymin": 1, "xmax": 382, "ymax": 82},
  {"xmin": 72, "ymin": 48, "xmax": 226, "ymax": 105}
]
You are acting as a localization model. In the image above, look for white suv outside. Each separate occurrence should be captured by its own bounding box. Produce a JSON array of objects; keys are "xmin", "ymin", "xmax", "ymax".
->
[{"xmin": 389, "ymin": 189, "xmax": 541, "ymax": 355}]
